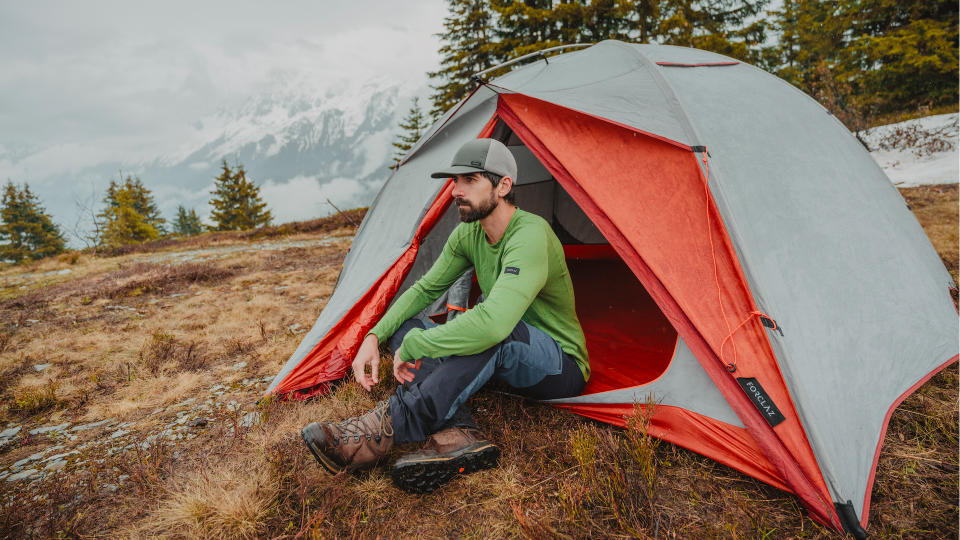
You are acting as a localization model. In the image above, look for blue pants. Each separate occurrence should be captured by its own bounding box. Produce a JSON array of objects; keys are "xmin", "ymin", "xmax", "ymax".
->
[{"xmin": 387, "ymin": 318, "xmax": 585, "ymax": 444}]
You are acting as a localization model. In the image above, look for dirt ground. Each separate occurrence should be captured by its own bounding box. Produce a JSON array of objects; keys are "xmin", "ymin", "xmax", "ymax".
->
[{"xmin": 0, "ymin": 192, "xmax": 956, "ymax": 539}]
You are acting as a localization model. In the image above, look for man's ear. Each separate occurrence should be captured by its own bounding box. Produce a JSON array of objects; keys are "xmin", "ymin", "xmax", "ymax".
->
[{"xmin": 498, "ymin": 175, "xmax": 514, "ymax": 197}]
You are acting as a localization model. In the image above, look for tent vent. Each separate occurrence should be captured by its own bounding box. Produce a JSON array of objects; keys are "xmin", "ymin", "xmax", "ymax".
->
[
  {"xmin": 834, "ymin": 501, "xmax": 867, "ymax": 540},
  {"xmin": 736, "ymin": 377, "xmax": 786, "ymax": 427}
]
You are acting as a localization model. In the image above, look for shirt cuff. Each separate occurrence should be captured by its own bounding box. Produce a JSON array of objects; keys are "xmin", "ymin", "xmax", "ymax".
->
[{"xmin": 397, "ymin": 327, "xmax": 424, "ymax": 362}]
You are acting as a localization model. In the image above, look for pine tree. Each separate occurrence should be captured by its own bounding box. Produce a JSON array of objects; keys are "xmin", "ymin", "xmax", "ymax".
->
[
  {"xmin": 208, "ymin": 161, "xmax": 272, "ymax": 231},
  {"xmin": 429, "ymin": 0, "xmax": 772, "ymax": 119},
  {"xmin": 764, "ymin": 0, "xmax": 957, "ymax": 122},
  {"xmin": 428, "ymin": 0, "xmax": 500, "ymax": 118},
  {"xmin": 391, "ymin": 97, "xmax": 429, "ymax": 169},
  {"xmin": 0, "ymin": 181, "xmax": 66, "ymax": 263},
  {"xmin": 96, "ymin": 176, "xmax": 166, "ymax": 247},
  {"xmin": 173, "ymin": 205, "xmax": 204, "ymax": 236},
  {"xmin": 847, "ymin": 0, "xmax": 958, "ymax": 115}
]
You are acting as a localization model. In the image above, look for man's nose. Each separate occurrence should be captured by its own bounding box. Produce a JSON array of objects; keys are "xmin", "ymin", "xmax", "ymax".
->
[{"xmin": 451, "ymin": 181, "xmax": 463, "ymax": 198}]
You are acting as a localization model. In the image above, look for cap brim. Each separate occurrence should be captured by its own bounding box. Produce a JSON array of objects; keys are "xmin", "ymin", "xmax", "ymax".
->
[{"xmin": 429, "ymin": 165, "xmax": 486, "ymax": 179}]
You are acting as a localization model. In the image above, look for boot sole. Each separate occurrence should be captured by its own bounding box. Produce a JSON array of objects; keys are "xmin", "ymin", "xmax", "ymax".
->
[
  {"xmin": 301, "ymin": 424, "xmax": 346, "ymax": 475},
  {"xmin": 390, "ymin": 442, "xmax": 500, "ymax": 494}
]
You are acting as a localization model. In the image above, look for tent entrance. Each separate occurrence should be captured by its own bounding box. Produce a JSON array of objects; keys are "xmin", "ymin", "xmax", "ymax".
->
[
  {"xmin": 500, "ymin": 123, "xmax": 679, "ymax": 394},
  {"xmin": 403, "ymin": 122, "xmax": 680, "ymax": 395},
  {"xmin": 564, "ymin": 245, "xmax": 679, "ymax": 394}
]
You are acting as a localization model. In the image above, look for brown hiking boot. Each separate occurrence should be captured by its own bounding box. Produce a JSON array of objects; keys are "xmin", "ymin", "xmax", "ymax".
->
[
  {"xmin": 390, "ymin": 427, "xmax": 499, "ymax": 493},
  {"xmin": 301, "ymin": 400, "xmax": 394, "ymax": 474}
]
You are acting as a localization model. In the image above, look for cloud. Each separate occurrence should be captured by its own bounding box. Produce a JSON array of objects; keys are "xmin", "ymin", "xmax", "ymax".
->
[
  {"xmin": 0, "ymin": 1, "xmax": 446, "ymax": 152},
  {"xmin": 259, "ymin": 175, "xmax": 366, "ymax": 223}
]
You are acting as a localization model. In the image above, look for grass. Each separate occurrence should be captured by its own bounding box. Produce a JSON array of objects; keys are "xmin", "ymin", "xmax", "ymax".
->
[{"xmin": 0, "ymin": 195, "xmax": 955, "ymax": 538}]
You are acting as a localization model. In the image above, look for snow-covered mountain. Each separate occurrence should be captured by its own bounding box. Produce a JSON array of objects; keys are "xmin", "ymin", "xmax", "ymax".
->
[{"xmin": 5, "ymin": 77, "xmax": 423, "ymax": 246}]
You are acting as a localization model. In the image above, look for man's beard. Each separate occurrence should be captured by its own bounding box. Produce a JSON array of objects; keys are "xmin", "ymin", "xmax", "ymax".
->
[{"xmin": 455, "ymin": 193, "xmax": 497, "ymax": 223}]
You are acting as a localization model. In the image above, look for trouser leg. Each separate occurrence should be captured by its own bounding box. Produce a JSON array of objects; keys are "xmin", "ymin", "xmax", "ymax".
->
[
  {"xmin": 387, "ymin": 318, "xmax": 585, "ymax": 445},
  {"xmin": 387, "ymin": 319, "xmax": 477, "ymax": 442}
]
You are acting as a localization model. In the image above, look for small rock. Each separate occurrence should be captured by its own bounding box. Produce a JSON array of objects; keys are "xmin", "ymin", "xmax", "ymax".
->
[
  {"xmin": 45, "ymin": 460, "xmax": 66, "ymax": 471},
  {"xmin": 187, "ymin": 418, "xmax": 208, "ymax": 428},
  {"xmin": 25, "ymin": 319, "xmax": 40, "ymax": 324},
  {"xmin": 226, "ymin": 400, "xmax": 241, "ymax": 412},
  {"xmin": 176, "ymin": 398, "xmax": 197, "ymax": 407},
  {"xmin": 103, "ymin": 484, "xmax": 119, "ymax": 492},
  {"xmin": 14, "ymin": 447, "xmax": 56, "ymax": 468},
  {"xmin": 240, "ymin": 412, "xmax": 261, "ymax": 429},
  {"xmin": 288, "ymin": 323, "xmax": 305, "ymax": 334},
  {"xmin": 0, "ymin": 425, "xmax": 22, "ymax": 441},
  {"xmin": 71, "ymin": 419, "xmax": 113, "ymax": 432},
  {"xmin": 33, "ymin": 363, "xmax": 52, "ymax": 372},
  {"xmin": 7, "ymin": 469, "xmax": 38, "ymax": 482},
  {"xmin": 29, "ymin": 423, "xmax": 70, "ymax": 435},
  {"xmin": 118, "ymin": 474, "xmax": 129, "ymax": 482},
  {"xmin": 108, "ymin": 429, "xmax": 129, "ymax": 439},
  {"xmin": 232, "ymin": 361, "xmax": 247, "ymax": 371},
  {"xmin": 57, "ymin": 269, "xmax": 72, "ymax": 275},
  {"xmin": 43, "ymin": 450, "xmax": 78, "ymax": 463}
]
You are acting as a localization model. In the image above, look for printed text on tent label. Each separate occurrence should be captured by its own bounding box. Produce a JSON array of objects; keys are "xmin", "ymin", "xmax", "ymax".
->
[{"xmin": 736, "ymin": 377, "xmax": 786, "ymax": 427}]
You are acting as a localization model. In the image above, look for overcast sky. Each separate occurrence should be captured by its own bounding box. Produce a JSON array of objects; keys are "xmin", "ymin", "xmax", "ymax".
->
[{"xmin": 0, "ymin": 1, "xmax": 447, "ymax": 164}]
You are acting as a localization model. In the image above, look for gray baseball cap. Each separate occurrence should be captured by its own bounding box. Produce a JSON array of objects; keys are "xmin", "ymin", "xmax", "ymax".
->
[{"xmin": 430, "ymin": 138, "xmax": 518, "ymax": 180}]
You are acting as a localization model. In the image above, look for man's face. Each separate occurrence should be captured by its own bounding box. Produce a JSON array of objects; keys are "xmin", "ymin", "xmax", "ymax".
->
[{"xmin": 452, "ymin": 172, "xmax": 497, "ymax": 223}]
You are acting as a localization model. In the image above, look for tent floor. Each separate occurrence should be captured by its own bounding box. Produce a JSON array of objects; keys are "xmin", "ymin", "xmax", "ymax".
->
[{"xmin": 566, "ymin": 249, "xmax": 679, "ymax": 395}]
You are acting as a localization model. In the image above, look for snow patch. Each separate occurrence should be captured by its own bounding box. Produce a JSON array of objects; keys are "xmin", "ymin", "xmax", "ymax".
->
[{"xmin": 863, "ymin": 113, "xmax": 958, "ymax": 187}]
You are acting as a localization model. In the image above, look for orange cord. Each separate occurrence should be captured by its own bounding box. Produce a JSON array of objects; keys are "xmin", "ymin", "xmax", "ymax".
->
[
  {"xmin": 700, "ymin": 147, "xmax": 739, "ymax": 369},
  {"xmin": 700, "ymin": 148, "xmax": 777, "ymax": 372}
]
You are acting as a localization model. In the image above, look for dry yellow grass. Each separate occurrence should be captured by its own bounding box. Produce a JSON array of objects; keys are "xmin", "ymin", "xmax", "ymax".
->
[{"xmin": 0, "ymin": 200, "xmax": 955, "ymax": 538}]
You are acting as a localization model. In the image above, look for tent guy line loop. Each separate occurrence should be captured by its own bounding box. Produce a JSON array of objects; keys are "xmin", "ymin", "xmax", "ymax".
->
[{"xmin": 697, "ymin": 146, "xmax": 741, "ymax": 369}]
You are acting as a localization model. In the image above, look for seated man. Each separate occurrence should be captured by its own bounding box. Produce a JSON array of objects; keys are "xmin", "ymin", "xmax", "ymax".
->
[{"xmin": 302, "ymin": 138, "xmax": 589, "ymax": 493}]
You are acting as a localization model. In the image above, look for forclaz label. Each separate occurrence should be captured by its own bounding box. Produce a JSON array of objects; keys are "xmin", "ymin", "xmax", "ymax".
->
[{"xmin": 736, "ymin": 377, "xmax": 786, "ymax": 427}]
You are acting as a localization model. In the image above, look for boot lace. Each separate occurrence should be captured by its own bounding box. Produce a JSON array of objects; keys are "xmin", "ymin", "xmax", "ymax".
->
[{"xmin": 335, "ymin": 400, "xmax": 393, "ymax": 444}]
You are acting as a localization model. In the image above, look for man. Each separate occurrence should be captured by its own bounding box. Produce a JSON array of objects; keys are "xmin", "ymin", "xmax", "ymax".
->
[{"xmin": 301, "ymin": 138, "xmax": 589, "ymax": 493}]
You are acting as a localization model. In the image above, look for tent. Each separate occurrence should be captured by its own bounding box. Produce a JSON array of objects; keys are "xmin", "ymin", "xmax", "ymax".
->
[{"xmin": 265, "ymin": 41, "xmax": 958, "ymax": 537}]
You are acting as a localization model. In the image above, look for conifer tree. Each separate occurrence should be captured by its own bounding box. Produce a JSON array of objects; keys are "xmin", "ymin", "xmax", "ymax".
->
[
  {"xmin": 96, "ymin": 176, "xmax": 166, "ymax": 247},
  {"xmin": 0, "ymin": 181, "xmax": 65, "ymax": 262},
  {"xmin": 173, "ymin": 205, "xmax": 204, "ymax": 236},
  {"xmin": 846, "ymin": 0, "xmax": 957, "ymax": 114},
  {"xmin": 391, "ymin": 97, "xmax": 428, "ymax": 169},
  {"xmin": 208, "ymin": 161, "xmax": 272, "ymax": 231},
  {"xmin": 429, "ymin": 0, "xmax": 500, "ymax": 118},
  {"xmin": 430, "ymin": 0, "xmax": 771, "ymax": 119},
  {"xmin": 764, "ymin": 0, "xmax": 957, "ymax": 120}
]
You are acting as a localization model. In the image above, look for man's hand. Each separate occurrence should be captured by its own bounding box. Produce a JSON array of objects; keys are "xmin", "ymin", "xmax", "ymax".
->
[
  {"xmin": 393, "ymin": 350, "xmax": 422, "ymax": 385},
  {"xmin": 351, "ymin": 334, "xmax": 382, "ymax": 391}
]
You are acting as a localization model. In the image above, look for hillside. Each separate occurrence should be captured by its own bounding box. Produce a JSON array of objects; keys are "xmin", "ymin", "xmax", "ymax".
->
[{"xmin": 0, "ymin": 188, "xmax": 956, "ymax": 538}]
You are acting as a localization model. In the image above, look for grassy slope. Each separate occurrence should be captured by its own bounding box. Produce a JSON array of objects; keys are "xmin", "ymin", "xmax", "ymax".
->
[{"xmin": 0, "ymin": 193, "xmax": 955, "ymax": 539}]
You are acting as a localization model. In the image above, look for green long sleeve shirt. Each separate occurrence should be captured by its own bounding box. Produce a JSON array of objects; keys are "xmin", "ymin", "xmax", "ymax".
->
[{"xmin": 369, "ymin": 209, "xmax": 590, "ymax": 381}]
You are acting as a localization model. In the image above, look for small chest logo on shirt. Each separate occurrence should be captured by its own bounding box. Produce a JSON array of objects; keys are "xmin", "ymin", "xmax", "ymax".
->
[{"xmin": 504, "ymin": 266, "xmax": 520, "ymax": 275}]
